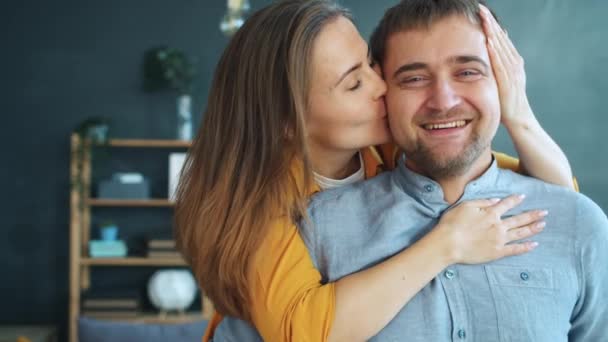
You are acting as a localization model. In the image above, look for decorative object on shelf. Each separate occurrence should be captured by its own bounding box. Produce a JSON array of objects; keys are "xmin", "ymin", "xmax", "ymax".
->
[
  {"xmin": 176, "ymin": 95, "xmax": 193, "ymax": 140},
  {"xmin": 74, "ymin": 117, "xmax": 111, "ymax": 145},
  {"xmin": 89, "ymin": 218, "xmax": 128, "ymax": 258},
  {"xmin": 220, "ymin": 0, "xmax": 251, "ymax": 36},
  {"xmin": 148, "ymin": 270, "xmax": 197, "ymax": 314},
  {"xmin": 168, "ymin": 152, "xmax": 187, "ymax": 201},
  {"xmin": 89, "ymin": 240, "xmax": 127, "ymax": 258},
  {"xmin": 143, "ymin": 47, "xmax": 198, "ymax": 141},
  {"xmin": 99, "ymin": 221, "xmax": 119, "ymax": 241},
  {"xmin": 98, "ymin": 172, "xmax": 150, "ymax": 199}
]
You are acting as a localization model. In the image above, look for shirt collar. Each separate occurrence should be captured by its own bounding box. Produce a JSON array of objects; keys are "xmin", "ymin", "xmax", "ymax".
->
[{"xmin": 393, "ymin": 154, "xmax": 500, "ymax": 206}]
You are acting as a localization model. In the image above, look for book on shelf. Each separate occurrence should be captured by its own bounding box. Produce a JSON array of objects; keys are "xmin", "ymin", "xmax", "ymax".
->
[
  {"xmin": 147, "ymin": 250, "xmax": 183, "ymax": 259},
  {"xmin": 89, "ymin": 240, "xmax": 128, "ymax": 258},
  {"xmin": 147, "ymin": 239, "xmax": 176, "ymax": 249},
  {"xmin": 83, "ymin": 298, "xmax": 138, "ymax": 310},
  {"xmin": 81, "ymin": 310, "xmax": 139, "ymax": 319}
]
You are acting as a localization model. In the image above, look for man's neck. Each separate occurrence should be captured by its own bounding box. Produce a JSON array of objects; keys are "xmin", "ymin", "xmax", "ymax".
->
[
  {"xmin": 406, "ymin": 152, "xmax": 494, "ymax": 204},
  {"xmin": 309, "ymin": 145, "xmax": 360, "ymax": 180}
]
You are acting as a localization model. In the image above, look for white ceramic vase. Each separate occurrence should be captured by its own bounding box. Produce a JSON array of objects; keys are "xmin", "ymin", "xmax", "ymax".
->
[
  {"xmin": 177, "ymin": 94, "xmax": 193, "ymax": 141},
  {"xmin": 148, "ymin": 269, "xmax": 197, "ymax": 312}
]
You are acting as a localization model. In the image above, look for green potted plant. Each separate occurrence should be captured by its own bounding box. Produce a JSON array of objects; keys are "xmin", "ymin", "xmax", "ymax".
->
[
  {"xmin": 71, "ymin": 117, "xmax": 112, "ymax": 207},
  {"xmin": 143, "ymin": 47, "xmax": 198, "ymax": 140},
  {"xmin": 74, "ymin": 116, "xmax": 111, "ymax": 144}
]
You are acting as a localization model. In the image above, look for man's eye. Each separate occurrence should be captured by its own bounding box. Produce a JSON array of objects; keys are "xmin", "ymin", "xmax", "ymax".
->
[
  {"xmin": 348, "ymin": 80, "xmax": 362, "ymax": 91},
  {"xmin": 458, "ymin": 70, "xmax": 481, "ymax": 77},
  {"xmin": 406, "ymin": 76, "xmax": 424, "ymax": 82},
  {"xmin": 400, "ymin": 76, "xmax": 427, "ymax": 85}
]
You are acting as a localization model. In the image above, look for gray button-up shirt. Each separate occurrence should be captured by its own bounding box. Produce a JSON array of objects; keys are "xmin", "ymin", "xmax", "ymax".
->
[{"xmin": 212, "ymin": 159, "xmax": 608, "ymax": 341}]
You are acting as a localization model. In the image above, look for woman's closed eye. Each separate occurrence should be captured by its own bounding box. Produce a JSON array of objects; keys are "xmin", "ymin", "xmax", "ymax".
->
[{"xmin": 348, "ymin": 79, "xmax": 362, "ymax": 91}]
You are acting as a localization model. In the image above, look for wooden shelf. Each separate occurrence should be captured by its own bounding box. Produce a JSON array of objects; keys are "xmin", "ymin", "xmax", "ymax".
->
[
  {"xmin": 81, "ymin": 257, "xmax": 187, "ymax": 266},
  {"xmin": 81, "ymin": 312, "xmax": 207, "ymax": 324},
  {"xmin": 70, "ymin": 134, "xmax": 214, "ymax": 342},
  {"xmin": 87, "ymin": 199, "xmax": 174, "ymax": 207},
  {"xmin": 102, "ymin": 139, "xmax": 191, "ymax": 148}
]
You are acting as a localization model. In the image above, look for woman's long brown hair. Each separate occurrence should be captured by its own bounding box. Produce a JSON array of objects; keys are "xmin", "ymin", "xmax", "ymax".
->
[{"xmin": 174, "ymin": 0, "xmax": 350, "ymax": 321}]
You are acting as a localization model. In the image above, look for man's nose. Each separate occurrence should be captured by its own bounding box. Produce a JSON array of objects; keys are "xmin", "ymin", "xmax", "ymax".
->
[{"xmin": 426, "ymin": 79, "xmax": 461, "ymax": 112}]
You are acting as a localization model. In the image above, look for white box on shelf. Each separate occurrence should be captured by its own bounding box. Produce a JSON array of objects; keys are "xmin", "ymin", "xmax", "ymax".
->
[{"xmin": 168, "ymin": 152, "xmax": 187, "ymax": 201}]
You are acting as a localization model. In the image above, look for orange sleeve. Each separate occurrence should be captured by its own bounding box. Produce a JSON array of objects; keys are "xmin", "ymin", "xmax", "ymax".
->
[
  {"xmin": 202, "ymin": 312, "xmax": 223, "ymax": 342},
  {"xmin": 493, "ymin": 151, "xmax": 579, "ymax": 192},
  {"xmin": 493, "ymin": 151, "xmax": 522, "ymax": 172},
  {"xmin": 248, "ymin": 217, "xmax": 335, "ymax": 342}
]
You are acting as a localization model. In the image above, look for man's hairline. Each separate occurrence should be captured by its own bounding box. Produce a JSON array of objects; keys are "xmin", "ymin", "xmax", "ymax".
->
[{"xmin": 376, "ymin": 12, "xmax": 484, "ymax": 71}]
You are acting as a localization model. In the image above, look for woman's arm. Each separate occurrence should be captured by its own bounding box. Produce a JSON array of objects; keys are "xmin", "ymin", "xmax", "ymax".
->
[
  {"xmin": 479, "ymin": 5, "xmax": 574, "ymax": 189},
  {"xmin": 248, "ymin": 195, "xmax": 545, "ymax": 342},
  {"xmin": 328, "ymin": 195, "xmax": 545, "ymax": 341}
]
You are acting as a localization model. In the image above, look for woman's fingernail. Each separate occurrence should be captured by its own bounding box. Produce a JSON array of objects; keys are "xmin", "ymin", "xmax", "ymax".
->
[
  {"xmin": 530, "ymin": 241, "xmax": 539, "ymax": 248},
  {"xmin": 536, "ymin": 221, "xmax": 546, "ymax": 229},
  {"xmin": 519, "ymin": 194, "xmax": 527, "ymax": 200},
  {"xmin": 539, "ymin": 210, "xmax": 549, "ymax": 217}
]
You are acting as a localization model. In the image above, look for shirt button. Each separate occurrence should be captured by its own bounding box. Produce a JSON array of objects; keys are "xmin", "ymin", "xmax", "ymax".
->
[
  {"xmin": 424, "ymin": 184, "xmax": 434, "ymax": 192},
  {"xmin": 458, "ymin": 329, "xmax": 466, "ymax": 339},
  {"xmin": 520, "ymin": 272, "xmax": 530, "ymax": 281},
  {"xmin": 444, "ymin": 269, "xmax": 456, "ymax": 279}
]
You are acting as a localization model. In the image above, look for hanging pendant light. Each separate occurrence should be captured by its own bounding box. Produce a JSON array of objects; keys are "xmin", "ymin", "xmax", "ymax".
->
[{"xmin": 220, "ymin": 0, "xmax": 251, "ymax": 36}]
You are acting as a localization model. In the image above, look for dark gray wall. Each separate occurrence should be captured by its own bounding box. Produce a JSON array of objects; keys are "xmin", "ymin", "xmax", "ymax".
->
[
  {"xmin": 0, "ymin": 0, "xmax": 241, "ymax": 338},
  {"xmin": 1, "ymin": 0, "xmax": 606, "ymax": 339}
]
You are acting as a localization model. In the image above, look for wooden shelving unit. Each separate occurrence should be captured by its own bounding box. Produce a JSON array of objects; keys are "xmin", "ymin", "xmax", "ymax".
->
[
  {"xmin": 80, "ymin": 257, "xmax": 187, "ymax": 267},
  {"xmin": 69, "ymin": 135, "xmax": 213, "ymax": 342},
  {"xmin": 87, "ymin": 199, "xmax": 175, "ymax": 207},
  {"xmin": 106, "ymin": 139, "xmax": 191, "ymax": 148},
  {"xmin": 82, "ymin": 312, "xmax": 208, "ymax": 324}
]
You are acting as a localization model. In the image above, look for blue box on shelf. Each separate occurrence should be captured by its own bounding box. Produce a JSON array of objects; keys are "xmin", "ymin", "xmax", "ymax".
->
[{"xmin": 98, "ymin": 173, "xmax": 150, "ymax": 199}]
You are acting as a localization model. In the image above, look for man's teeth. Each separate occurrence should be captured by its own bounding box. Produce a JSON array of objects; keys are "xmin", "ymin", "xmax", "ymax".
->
[{"xmin": 423, "ymin": 120, "xmax": 467, "ymax": 130}]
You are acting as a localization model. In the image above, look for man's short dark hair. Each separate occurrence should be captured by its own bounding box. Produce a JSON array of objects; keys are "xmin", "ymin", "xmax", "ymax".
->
[{"xmin": 370, "ymin": 0, "xmax": 499, "ymax": 65}]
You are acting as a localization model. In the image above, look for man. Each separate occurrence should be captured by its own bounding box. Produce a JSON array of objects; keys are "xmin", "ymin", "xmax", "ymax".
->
[
  {"xmin": 212, "ymin": 0, "xmax": 607, "ymax": 340},
  {"xmin": 296, "ymin": 0, "xmax": 607, "ymax": 340}
]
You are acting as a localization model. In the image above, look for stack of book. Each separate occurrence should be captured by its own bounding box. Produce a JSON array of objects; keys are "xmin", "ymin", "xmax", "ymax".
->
[
  {"xmin": 147, "ymin": 239, "xmax": 182, "ymax": 259},
  {"xmin": 81, "ymin": 295, "xmax": 139, "ymax": 319},
  {"xmin": 89, "ymin": 240, "xmax": 127, "ymax": 258}
]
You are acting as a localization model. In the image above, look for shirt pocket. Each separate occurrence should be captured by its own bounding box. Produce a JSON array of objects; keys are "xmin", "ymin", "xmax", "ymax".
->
[{"xmin": 484, "ymin": 265, "xmax": 562, "ymax": 342}]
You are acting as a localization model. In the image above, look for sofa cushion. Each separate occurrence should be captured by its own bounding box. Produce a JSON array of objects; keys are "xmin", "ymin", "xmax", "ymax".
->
[{"xmin": 78, "ymin": 317, "xmax": 207, "ymax": 342}]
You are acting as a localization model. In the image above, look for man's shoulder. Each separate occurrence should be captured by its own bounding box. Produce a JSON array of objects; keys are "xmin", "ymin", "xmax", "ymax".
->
[
  {"xmin": 498, "ymin": 169, "xmax": 607, "ymax": 234},
  {"xmin": 308, "ymin": 172, "xmax": 395, "ymax": 211},
  {"xmin": 497, "ymin": 169, "xmax": 578, "ymax": 199},
  {"xmin": 572, "ymin": 192, "xmax": 608, "ymax": 240}
]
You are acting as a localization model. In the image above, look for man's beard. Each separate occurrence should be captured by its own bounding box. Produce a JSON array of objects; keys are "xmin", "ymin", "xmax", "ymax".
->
[{"xmin": 404, "ymin": 132, "xmax": 488, "ymax": 180}]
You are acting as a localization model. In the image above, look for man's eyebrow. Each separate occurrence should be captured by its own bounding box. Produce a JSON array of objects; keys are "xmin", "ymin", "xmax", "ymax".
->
[
  {"xmin": 334, "ymin": 62, "xmax": 362, "ymax": 88},
  {"xmin": 392, "ymin": 62, "xmax": 428, "ymax": 80},
  {"xmin": 449, "ymin": 55, "xmax": 489, "ymax": 70}
]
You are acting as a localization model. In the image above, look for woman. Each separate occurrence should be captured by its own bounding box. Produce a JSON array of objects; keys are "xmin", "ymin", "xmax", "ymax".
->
[{"xmin": 174, "ymin": 1, "xmax": 574, "ymax": 341}]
